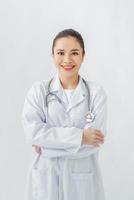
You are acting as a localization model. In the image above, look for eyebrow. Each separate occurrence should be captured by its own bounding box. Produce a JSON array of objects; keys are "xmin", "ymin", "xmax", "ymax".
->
[{"xmin": 56, "ymin": 49, "xmax": 80, "ymax": 52}]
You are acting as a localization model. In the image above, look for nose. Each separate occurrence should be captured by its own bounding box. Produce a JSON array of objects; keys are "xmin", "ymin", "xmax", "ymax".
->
[{"xmin": 63, "ymin": 54, "xmax": 72, "ymax": 64}]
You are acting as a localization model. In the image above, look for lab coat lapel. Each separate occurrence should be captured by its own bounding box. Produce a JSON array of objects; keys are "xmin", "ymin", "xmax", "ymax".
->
[
  {"xmin": 66, "ymin": 76, "xmax": 86, "ymax": 113},
  {"xmin": 50, "ymin": 74, "xmax": 87, "ymax": 112},
  {"xmin": 50, "ymin": 74, "xmax": 68, "ymax": 105}
]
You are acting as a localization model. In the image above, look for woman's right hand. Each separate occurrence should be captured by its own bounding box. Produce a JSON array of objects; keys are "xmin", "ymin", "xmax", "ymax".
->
[{"xmin": 82, "ymin": 128, "xmax": 105, "ymax": 147}]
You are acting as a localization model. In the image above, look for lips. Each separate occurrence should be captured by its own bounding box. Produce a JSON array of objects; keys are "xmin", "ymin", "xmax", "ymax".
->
[{"xmin": 61, "ymin": 65, "xmax": 75, "ymax": 71}]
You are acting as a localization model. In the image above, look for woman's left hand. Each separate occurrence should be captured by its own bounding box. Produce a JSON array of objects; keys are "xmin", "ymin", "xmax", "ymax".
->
[{"xmin": 32, "ymin": 145, "xmax": 41, "ymax": 154}]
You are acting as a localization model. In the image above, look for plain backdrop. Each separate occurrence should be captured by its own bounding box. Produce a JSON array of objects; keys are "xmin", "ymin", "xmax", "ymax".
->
[{"xmin": 0, "ymin": 0, "xmax": 134, "ymax": 200}]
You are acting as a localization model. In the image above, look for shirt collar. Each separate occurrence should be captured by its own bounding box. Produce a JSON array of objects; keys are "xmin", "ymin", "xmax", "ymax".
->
[
  {"xmin": 50, "ymin": 73, "xmax": 86, "ymax": 95},
  {"xmin": 48, "ymin": 73, "xmax": 88, "ymax": 112}
]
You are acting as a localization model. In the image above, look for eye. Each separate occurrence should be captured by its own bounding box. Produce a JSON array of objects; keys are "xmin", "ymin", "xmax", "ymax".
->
[
  {"xmin": 72, "ymin": 52, "xmax": 79, "ymax": 55},
  {"xmin": 57, "ymin": 52, "xmax": 64, "ymax": 55}
]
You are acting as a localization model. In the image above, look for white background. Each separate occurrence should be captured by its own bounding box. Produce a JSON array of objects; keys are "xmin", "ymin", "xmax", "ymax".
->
[{"xmin": 0, "ymin": 0, "xmax": 134, "ymax": 199}]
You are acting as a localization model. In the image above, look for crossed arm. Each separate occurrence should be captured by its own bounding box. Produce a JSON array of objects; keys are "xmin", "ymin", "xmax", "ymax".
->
[
  {"xmin": 33, "ymin": 128, "xmax": 104, "ymax": 154},
  {"xmin": 22, "ymin": 82, "xmax": 107, "ymax": 155}
]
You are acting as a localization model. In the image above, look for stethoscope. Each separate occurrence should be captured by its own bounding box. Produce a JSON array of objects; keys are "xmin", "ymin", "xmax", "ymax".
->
[{"xmin": 45, "ymin": 77, "xmax": 95, "ymax": 123}]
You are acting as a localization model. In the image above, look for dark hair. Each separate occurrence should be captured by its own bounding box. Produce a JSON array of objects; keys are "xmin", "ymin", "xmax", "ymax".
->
[{"xmin": 52, "ymin": 28, "xmax": 85, "ymax": 55}]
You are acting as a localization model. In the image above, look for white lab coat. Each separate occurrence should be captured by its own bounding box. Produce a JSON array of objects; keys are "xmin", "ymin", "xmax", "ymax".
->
[{"xmin": 21, "ymin": 73, "xmax": 107, "ymax": 200}]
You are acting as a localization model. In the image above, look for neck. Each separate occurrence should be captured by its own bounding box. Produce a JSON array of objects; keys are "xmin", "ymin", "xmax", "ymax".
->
[{"xmin": 59, "ymin": 74, "xmax": 80, "ymax": 89}]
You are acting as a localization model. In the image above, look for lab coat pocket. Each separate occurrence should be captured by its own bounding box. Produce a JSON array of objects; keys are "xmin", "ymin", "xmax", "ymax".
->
[
  {"xmin": 71, "ymin": 171, "xmax": 95, "ymax": 200},
  {"xmin": 32, "ymin": 167, "xmax": 49, "ymax": 200}
]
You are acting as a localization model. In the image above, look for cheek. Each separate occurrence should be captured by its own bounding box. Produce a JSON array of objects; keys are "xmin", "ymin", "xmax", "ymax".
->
[
  {"xmin": 73, "ymin": 55, "xmax": 83, "ymax": 63},
  {"xmin": 75, "ymin": 58, "xmax": 83, "ymax": 65},
  {"xmin": 54, "ymin": 56, "xmax": 62, "ymax": 64}
]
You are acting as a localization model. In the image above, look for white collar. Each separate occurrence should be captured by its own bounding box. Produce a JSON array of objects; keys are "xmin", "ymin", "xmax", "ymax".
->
[{"xmin": 48, "ymin": 73, "xmax": 88, "ymax": 112}]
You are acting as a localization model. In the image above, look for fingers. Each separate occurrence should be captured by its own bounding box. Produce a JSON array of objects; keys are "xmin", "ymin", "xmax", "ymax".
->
[
  {"xmin": 36, "ymin": 146, "xmax": 41, "ymax": 154},
  {"xmin": 90, "ymin": 130, "xmax": 105, "ymax": 147},
  {"xmin": 32, "ymin": 145, "xmax": 41, "ymax": 154},
  {"xmin": 94, "ymin": 135, "xmax": 104, "ymax": 143},
  {"xmin": 92, "ymin": 130, "xmax": 105, "ymax": 143},
  {"xmin": 94, "ymin": 129, "xmax": 104, "ymax": 137},
  {"xmin": 95, "ymin": 135, "xmax": 104, "ymax": 143}
]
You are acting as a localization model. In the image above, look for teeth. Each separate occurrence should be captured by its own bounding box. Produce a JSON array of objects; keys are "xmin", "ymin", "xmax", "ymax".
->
[
  {"xmin": 63, "ymin": 66, "xmax": 74, "ymax": 68},
  {"xmin": 64, "ymin": 67, "xmax": 73, "ymax": 69}
]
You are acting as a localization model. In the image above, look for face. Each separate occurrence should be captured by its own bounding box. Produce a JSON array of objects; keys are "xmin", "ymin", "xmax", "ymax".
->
[{"xmin": 53, "ymin": 36, "xmax": 84, "ymax": 78}]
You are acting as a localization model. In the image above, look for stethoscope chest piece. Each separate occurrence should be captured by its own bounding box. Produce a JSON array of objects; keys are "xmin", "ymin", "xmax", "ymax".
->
[{"xmin": 86, "ymin": 111, "xmax": 95, "ymax": 123}]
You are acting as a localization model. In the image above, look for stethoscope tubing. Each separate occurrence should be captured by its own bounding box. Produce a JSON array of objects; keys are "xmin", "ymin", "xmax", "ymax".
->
[{"xmin": 45, "ymin": 76, "xmax": 95, "ymax": 123}]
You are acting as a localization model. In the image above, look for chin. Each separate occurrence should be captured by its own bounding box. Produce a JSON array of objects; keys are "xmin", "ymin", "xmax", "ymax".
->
[{"xmin": 60, "ymin": 71, "xmax": 79, "ymax": 78}]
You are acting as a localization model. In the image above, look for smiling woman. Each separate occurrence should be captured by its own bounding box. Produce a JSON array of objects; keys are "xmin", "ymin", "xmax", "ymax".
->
[
  {"xmin": 21, "ymin": 28, "xmax": 107, "ymax": 200},
  {"xmin": 52, "ymin": 29, "xmax": 85, "ymax": 89}
]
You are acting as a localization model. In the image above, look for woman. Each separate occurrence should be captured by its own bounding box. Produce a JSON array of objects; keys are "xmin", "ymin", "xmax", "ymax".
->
[{"xmin": 22, "ymin": 28, "xmax": 107, "ymax": 200}]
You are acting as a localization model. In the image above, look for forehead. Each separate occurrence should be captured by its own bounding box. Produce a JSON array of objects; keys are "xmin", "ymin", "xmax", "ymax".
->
[{"xmin": 54, "ymin": 36, "xmax": 82, "ymax": 50}]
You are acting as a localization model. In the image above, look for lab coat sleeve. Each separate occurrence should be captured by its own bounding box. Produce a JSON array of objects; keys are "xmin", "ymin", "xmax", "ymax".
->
[
  {"xmin": 21, "ymin": 82, "xmax": 83, "ymax": 154},
  {"xmin": 86, "ymin": 85, "xmax": 107, "ymax": 134},
  {"xmin": 83, "ymin": 84, "xmax": 107, "ymax": 149}
]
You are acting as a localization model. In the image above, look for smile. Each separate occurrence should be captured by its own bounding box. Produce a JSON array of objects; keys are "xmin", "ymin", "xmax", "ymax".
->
[{"xmin": 61, "ymin": 65, "xmax": 75, "ymax": 71}]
